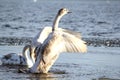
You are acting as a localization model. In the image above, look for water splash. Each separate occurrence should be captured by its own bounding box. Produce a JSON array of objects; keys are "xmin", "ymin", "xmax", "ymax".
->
[{"xmin": 33, "ymin": 0, "xmax": 37, "ymax": 3}]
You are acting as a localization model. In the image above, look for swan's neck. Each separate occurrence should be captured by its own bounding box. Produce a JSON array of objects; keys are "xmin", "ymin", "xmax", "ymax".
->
[
  {"xmin": 52, "ymin": 14, "xmax": 63, "ymax": 31},
  {"xmin": 23, "ymin": 45, "xmax": 34, "ymax": 68}
]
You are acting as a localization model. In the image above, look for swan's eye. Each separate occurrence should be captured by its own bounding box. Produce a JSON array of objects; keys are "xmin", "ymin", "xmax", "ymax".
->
[{"xmin": 63, "ymin": 9, "xmax": 67, "ymax": 12}]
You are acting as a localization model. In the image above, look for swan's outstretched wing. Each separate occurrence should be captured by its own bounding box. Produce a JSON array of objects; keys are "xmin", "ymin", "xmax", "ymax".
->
[
  {"xmin": 61, "ymin": 31, "xmax": 87, "ymax": 53},
  {"xmin": 36, "ymin": 28, "xmax": 87, "ymax": 55},
  {"xmin": 32, "ymin": 27, "xmax": 52, "ymax": 47},
  {"xmin": 41, "ymin": 30, "xmax": 87, "ymax": 54},
  {"xmin": 62, "ymin": 28, "xmax": 81, "ymax": 39}
]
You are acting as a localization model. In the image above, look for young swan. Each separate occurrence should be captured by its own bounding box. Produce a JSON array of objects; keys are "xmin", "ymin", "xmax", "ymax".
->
[{"xmin": 29, "ymin": 8, "xmax": 87, "ymax": 73}]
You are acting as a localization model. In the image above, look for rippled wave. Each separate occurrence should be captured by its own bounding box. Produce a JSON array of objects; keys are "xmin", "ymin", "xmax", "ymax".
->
[
  {"xmin": 0, "ymin": 0, "xmax": 120, "ymax": 38},
  {"xmin": 0, "ymin": 37, "xmax": 31, "ymax": 45},
  {"xmin": 0, "ymin": 37, "xmax": 120, "ymax": 47}
]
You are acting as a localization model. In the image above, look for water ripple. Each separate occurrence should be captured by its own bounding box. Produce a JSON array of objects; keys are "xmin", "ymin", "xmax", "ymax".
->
[
  {"xmin": 0, "ymin": 37, "xmax": 120, "ymax": 47},
  {"xmin": 0, "ymin": 37, "xmax": 32, "ymax": 45}
]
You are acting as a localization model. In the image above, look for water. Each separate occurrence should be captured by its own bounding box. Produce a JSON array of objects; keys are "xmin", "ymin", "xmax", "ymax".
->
[
  {"xmin": 0, "ymin": 46, "xmax": 120, "ymax": 80},
  {"xmin": 0, "ymin": 0, "xmax": 120, "ymax": 38},
  {"xmin": 0, "ymin": 0, "xmax": 120, "ymax": 80}
]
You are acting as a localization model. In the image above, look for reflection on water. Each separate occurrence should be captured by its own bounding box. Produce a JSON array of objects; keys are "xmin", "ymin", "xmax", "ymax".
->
[
  {"xmin": 29, "ymin": 71, "xmax": 67, "ymax": 80},
  {"xmin": 30, "ymin": 73, "xmax": 57, "ymax": 80},
  {"xmin": 0, "ymin": 65, "xmax": 68, "ymax": 80}
]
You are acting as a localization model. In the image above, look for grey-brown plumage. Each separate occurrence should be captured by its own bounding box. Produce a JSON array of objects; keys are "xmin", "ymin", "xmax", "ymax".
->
[{"xmin": 29, "ymin": 8, "xmax": 87, "ymax": 73}]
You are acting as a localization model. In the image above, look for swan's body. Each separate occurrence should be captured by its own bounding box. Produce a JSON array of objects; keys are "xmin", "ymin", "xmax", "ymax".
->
[
  {"xmin": 29, "ymin": 8, "xmax": 87, "ymax": 73},
  {"xmin": 1, "ymin": 45, "xmax": 34, "ymax": 68}
]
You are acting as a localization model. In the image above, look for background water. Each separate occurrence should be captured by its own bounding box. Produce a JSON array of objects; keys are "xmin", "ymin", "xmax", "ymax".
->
[
  {"xmin": 0, "ymin": 0, "xmax": 120, "ymax": 38},
  {"xmin": 0, "ymin": 0, "xmax": 120, "ymax": 80},
  {"xmin": 0, "ymin": 0, "xmax": 120, "ymax": 46}
]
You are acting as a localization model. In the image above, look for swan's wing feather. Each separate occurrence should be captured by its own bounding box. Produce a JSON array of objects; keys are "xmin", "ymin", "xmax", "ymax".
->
[
  {"xmin": 38, "ymin": 30, "xmax": 87, "ymax": 55},
  {"xmin": 62, "ymin": 28, "xmax": 81, "ymax": 39},
  {"xmin": 32, "ymin": 27, "xmax": 52, "ymax": 47},
  {"xmin": 61, "ymin": 32, "xmax": 87, "ymax": 53}
]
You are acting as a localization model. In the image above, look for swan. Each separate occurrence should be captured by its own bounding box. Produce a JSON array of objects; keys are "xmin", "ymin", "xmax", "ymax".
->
[
  {"xmin": 1, "ymin": 45, "xmax": 34, "ymax": 68},
  {"xmin": 29, "ymin": 8, "xmax": 87, "ymax": 73}
]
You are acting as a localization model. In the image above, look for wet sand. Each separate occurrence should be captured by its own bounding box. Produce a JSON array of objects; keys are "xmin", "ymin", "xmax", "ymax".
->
[{"xmin": 0, "ymin": 46, "xmax": 120, "ymax": 80}]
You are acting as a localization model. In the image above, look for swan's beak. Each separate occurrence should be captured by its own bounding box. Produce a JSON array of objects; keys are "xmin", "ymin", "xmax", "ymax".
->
[{"xmin": 68, "ymin": 11, "xmax": 72, "ymax": 14}]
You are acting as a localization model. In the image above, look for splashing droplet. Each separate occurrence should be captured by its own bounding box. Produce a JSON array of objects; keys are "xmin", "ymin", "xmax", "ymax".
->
[{"xmin": 33, "ymin": 0, "xmax": 37, "ymax": 2}]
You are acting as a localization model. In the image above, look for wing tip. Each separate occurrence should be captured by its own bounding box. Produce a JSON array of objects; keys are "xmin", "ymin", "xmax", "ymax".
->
[{"xmin": 80, "ymin": 43, "xmax": 87, "ymax": 53}]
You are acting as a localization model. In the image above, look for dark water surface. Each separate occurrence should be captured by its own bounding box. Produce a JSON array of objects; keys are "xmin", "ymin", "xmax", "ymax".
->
[
  {"xmin": 0, "ymin": 0, "xmax": 120, "ymax": 80},
  {"xmin": 0, "ymin": 0, "xmax": 120, "ymax": 38}
]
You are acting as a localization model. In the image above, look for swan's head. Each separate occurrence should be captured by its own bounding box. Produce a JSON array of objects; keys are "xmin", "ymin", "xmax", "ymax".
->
[{"xmin": 58, "ymin": 8, "xmax": 71, "ymax": 17}]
